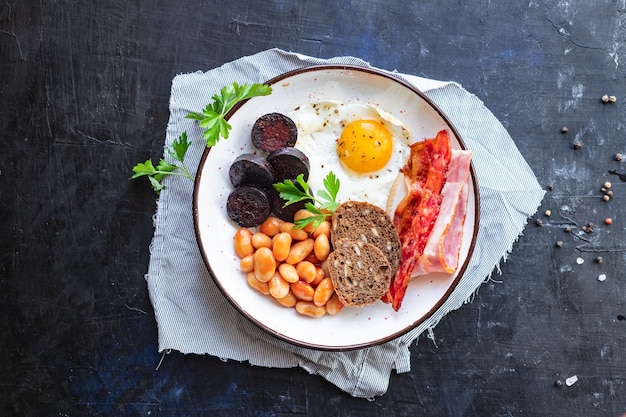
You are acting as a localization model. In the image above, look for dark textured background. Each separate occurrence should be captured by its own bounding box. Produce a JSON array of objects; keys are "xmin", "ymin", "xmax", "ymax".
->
[{"xmin": 2, "ymin": 1, "xmax": 626, "ymax": 416}]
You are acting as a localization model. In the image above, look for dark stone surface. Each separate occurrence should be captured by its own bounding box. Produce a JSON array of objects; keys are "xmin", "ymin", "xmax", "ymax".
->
[{"xmin": 2, "ymin": 1, "xmax": 626, "ymax": 415}]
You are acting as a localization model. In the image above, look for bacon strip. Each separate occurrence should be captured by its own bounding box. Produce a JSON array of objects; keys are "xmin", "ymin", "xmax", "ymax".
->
[
  {"xmin": 412, "ymin": 149, "xmax": 472, "ymax": 275},
  {"xmin": 385, "ymin": 130, "xmax": 452, "ymax": 311},
  {"xmin": 446, "ymin": 149, "xmax": 473, "ymax": 184}
]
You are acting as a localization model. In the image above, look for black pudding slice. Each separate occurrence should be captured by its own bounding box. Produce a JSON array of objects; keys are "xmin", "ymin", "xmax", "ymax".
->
[
  {"xmin": 227, "ymin": 186, "xmax": 271, "ymax": 227},
  {"xmin": 267, "ymin": 147, "xmax": 310, "ymax": 182},
  {"xmin": 229, "ymin": 153, "xmax": 275, "ymax": 190},
  {"xmin": 251, "ymin": 113, "xmax": 298, "ymax": 153}
]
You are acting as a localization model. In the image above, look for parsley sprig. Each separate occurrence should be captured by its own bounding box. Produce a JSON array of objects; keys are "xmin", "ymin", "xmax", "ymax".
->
[
  {"xmin": 130, "ymin": 132, "xmax": 194, "ymax": 194},
  {"xmin": 186, "ymin": 82, "xmax": 273, "ymax": 147},
  {"xmin": 274, "ymin": 172, "xmax": 341, "ymax": 230},
  {"xmin": 131, "ymin": 82, "xmax": 272, "ymax": 194}
]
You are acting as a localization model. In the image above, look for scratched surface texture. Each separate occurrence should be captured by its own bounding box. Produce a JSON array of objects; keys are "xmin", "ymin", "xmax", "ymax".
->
[{"xmin": 2, "ymin": 0, "xmax": 626, "ymax": 416}]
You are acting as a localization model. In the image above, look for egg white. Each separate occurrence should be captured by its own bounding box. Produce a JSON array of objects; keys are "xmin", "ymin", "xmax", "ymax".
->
[{"xmin": 288, "ymin": 101, "xmax": 412, "ymax": 211}]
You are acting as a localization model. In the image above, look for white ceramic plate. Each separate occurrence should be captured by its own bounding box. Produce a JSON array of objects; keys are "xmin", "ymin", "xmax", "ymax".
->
[{"xmin": 194, "ymin": 65, "xmax": 479, "ymax": 351}]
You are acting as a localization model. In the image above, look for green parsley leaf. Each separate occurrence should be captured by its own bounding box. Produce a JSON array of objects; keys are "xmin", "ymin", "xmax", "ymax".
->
[
  {"xmin": 318, "ymin": 171, "xmax": 340, "ymax": 212},
  {"xmin": 273, "ymin": 172, "xmax": 342, "ymax": 230},
  {"xmin": 130, "ymin": 132, "xmax": 194, "ymax": 194},
  {"xmin": 186, "ymin": 82, "xmax": 272, "ymax": 147},
  {"xmin": 167, "ymin": 131, "xmax": 191, "ymax": 162},
  {"xmin": 130, "ymin": 159, "xmax": 159, "ymax": 178}
]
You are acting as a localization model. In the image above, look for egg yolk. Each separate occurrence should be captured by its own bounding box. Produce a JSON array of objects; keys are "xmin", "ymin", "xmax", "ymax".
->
[{"xmin": 337, "ymin": 119, "xmax": 393, "ymax": 173}]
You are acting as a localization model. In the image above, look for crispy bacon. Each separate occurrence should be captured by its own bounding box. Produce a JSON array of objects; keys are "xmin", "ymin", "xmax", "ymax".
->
[{"xmin": 385, "ymin": 130, "xmax": 452, "ymax": 311}]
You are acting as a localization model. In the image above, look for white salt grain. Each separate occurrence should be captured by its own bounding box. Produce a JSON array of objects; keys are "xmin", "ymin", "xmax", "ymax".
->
[
  {"xmin": 576, "ymin": 257, "xmax": 584, "ymax": 265},
  {"xmin": 565, "ymin": 375, "xmax": 578, "ymax": 386},
  {"xmin": 598, "ymin": 274, "xmax": 607, "ymax": 282}
]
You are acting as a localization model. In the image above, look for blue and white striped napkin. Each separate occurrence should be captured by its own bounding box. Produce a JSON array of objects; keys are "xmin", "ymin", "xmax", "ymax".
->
[{"xmin": 145, "ymin": 48, "xmax": 545, "ymax": 398}]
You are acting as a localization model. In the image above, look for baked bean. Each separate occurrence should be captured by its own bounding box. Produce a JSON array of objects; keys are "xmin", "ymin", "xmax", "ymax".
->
[
  {"xmin": 251, "ymin": 232, "xmax": 272, "ymax": 249},
  {"xmin": 279, "ymin": 222, "xmax": 309, "ymax": 241},
  {"xmin": 303, "ymin": 252, "xmax": 320, "ymax": 264},
  {"xmin": 278, "ymin": 263, "xmax": 300, "ymax": 283},
  {"xmin": 295, "ymin": 301, "xmax": 326, "ymax": 318},
  {"xmin": 260, "ymin": 216, "xmax": 283, "ymax": 237},
  {"xmin": 247, "ymin": 272, "xmax": 270, "ymax": 295},
  {"xmin": 285, "ymin": 238, "xmax": 314, "ymax": 264},
  {"xmin": 313, "ymin": 233, "xmax": 330, "ymax": 261},
  {"xmin": 291, "ymin": 281, "xmax": 314, "ymax": 301},
  {"xmin": 275, "ymin": 291, "xmax": 297, "ymax": 308},
  {"xmin": 239, "ymin": 254, "xmax": 254, "ymax": 273},
  {"xmin": 325, "ymin": 293, "xmax": 344, "ymax": 315},
  {"xmin": 311, "ymin": 266, "xmax": 325, "ymax": 286},
  {"xmin": 296, "ymin": 261, "xmax": 317, "ymax": 284},
  {"xmin": 269, "ymin": 272, "xmax": 290, "ymax": 299},
  {"xmin": 253, "ymin": 247, "xmax": 276, "ymax": 282},
  {"xmin": 319, "ymin": 260, "xmax": 330, "ymax": 278},
  {"xmin": 234, "ymin": 228, "xmax": 254, "ymax": 258},
  {"xmin": 312, "ymin": 220, "xmax": 331, "ymax": 238},
  {"xmin": 313, "ymin": 277, "xmax": 334, "ymax": 307},
  {"xmin": 272, "ymin": 232, "xmax": 292, "ymax": 262}
]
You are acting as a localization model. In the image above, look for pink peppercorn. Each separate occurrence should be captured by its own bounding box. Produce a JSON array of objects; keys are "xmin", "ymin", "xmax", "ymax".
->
[{"xmin": 605, "ymin": 218, "xmax": 613, "ymax": 225}]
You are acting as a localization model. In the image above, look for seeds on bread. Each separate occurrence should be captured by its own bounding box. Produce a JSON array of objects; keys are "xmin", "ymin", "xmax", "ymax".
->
[
  {"xmin": 327, "ymin": 239, "xmax": 391, "ymax": 307},
  {"xmin": 331, "ymin": 201, "xmax": 402, "ymax": 278}
]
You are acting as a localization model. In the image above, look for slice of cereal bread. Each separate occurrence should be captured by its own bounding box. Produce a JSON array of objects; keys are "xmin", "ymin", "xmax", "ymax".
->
[
  {"xmin": 330, "ymin": 201, "xmax": 401, "ymax": 277},
  {"xmin": 327, "ymin": 239, "xmax": 391, "ymax": 307}
]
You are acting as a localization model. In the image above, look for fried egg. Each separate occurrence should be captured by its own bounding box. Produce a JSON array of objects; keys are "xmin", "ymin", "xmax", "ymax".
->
[{"xmin": 288, "ymin": 101, "xmax": 412, "ymax": 210}]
